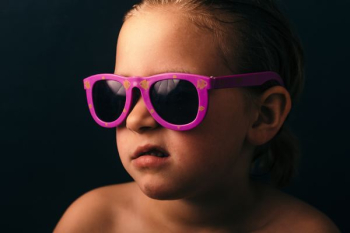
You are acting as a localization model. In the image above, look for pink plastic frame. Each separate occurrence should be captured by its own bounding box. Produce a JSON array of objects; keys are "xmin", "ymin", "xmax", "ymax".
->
[{"xmin": 83, "ymin": 71, "xmax": 283, "ymax": 131}]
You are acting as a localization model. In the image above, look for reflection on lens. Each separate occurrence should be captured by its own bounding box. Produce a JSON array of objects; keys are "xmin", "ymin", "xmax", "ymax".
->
[
  {"xmin": 151, "ymin": 79, "xmax": 198, "ymax": 124},
  {"xmin": 92, "ymin": 80, "xmax": 126, "ymax": 122}
]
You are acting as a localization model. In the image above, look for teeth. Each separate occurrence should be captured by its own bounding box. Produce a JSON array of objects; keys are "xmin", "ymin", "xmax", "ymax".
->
[
  {"xmin": 139, "ymin": 149, "xmax": 168, "ymax": 157},
  {"xmin": 150, "ymin": 151, "xmax": 165, "ymax": 157},
  {"xmin": 141, "ymin": 150, "xmax": 166, "ymax": 157}
]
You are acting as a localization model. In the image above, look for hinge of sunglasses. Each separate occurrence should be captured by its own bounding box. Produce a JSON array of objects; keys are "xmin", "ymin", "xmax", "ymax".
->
[
  {"xmin": 209, "ymin": 76, "xmax": 218, "ymax": 88},
  {"xmin": 210, "ymin": 76, "xmax": 230, "ymax": 89}
]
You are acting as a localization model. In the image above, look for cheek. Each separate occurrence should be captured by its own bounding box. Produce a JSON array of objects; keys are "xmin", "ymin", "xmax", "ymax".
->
[
  {"xmin": 174, "ymin": 91, "xmax": 251, "ymax": 170},
  {"xmin": 196, "ymin": 90, "xmax": 249, "ymax": 148},
  {"xmin": 116, "ymin": 128, "xmax": 130, "ymax": 166},
  {"xmin": 166, "ymin": 121, "xmax": 246, "ymax": 180}
]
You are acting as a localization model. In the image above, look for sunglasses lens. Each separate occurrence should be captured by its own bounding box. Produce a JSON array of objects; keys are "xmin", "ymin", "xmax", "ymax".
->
[
  {"xmin": 151, "ymin": 79, "xmax": 199, "ymax": 125},
  {"xmin": 92, "ymin": 80, "xmax": 126, "ymax": 122}
]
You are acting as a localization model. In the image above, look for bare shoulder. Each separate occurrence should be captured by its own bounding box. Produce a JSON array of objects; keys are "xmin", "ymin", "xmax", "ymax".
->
[
  {"xmin": 54, "ymin": 182, "xmax": 139, "ymax": 233},
  {"xmin": 258, "ymin": 184, "xmax": 340, "ymax": 233}
]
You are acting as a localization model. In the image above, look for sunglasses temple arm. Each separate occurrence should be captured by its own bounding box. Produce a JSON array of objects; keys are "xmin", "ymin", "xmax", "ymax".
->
[{"xmin": 210, "ymin": 72, "xmax": 284, "ymax": 89}]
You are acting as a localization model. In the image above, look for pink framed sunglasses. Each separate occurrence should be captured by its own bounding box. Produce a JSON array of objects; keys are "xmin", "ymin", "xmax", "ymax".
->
[{"xmin": 83, "ymin": 71, "xmax": 283, "ymax": 131}]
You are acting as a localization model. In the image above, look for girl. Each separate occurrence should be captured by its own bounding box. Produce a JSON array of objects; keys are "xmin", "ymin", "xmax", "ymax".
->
[{"xmin": 55, "ymin": 0, "xmax": 340, "ymax": 232}]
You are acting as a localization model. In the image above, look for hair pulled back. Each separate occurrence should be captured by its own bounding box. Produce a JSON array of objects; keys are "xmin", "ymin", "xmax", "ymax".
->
[{"xmin": 125, "ymin": 0, "xmax": 304, "ymax": 187}]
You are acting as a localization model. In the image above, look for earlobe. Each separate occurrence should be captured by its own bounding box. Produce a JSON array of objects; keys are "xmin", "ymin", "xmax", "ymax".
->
[{"xmin": 247, "ymin": 86, "xmax": 291, "ymax": 146}]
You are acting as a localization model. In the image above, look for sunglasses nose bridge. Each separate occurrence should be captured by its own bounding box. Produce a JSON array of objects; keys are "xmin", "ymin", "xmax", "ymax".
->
[
  {"xmin": 128, "ymin": 76, "xmax": 147, "ymax": 94},
  {"xmin": 129, "ymin": 77, "xmax": 150, "ymax": 90}
]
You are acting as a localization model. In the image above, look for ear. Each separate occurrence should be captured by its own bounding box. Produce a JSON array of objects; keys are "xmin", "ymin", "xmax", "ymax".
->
[{"xmin": 247, "ymin": 86, "xmax": 292, "ymax": 146}]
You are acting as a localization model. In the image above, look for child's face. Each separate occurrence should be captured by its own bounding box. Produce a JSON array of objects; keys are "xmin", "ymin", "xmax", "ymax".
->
[{"xmin": 115, "ymin": 6, "xmax": 255, "ymax": 199}]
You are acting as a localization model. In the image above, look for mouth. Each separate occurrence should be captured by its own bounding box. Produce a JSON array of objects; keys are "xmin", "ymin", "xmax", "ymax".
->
[
  {"xmin": 131, "ymin": 145, "xmax": 170, "ymax": 169},
  {"xmin": 132, "ymin": 145, "xmax": 170, "ymax": 159}
]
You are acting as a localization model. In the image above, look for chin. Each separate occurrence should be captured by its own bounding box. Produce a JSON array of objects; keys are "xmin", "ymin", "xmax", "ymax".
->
[
  {"xmin": 137, "ymin": 179, "xmax": 192, "ymax": 200},
  {"xmin": 140, "ymin": 183, "xmax": 179, "ymax": 200}
]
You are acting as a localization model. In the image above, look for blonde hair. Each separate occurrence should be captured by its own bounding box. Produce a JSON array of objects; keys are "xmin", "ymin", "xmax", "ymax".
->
[{"xmin": 125, "ymin": 0, "xmax": 304, "ymax": 187}]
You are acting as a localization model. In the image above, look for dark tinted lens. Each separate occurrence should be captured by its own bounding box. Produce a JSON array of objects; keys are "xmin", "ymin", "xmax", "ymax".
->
[
  {"xmin": 150, "ymin": 79, "xmax": 199, "ymax": 124},
  {"xmin": 92, "ymin": 80, "xmax": 126, "ymax": 122}
]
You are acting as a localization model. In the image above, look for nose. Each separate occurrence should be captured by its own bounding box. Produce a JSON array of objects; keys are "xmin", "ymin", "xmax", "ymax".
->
[{"xmin": 126, "ymin": 90, "xmax": 159, "ymax": 133}]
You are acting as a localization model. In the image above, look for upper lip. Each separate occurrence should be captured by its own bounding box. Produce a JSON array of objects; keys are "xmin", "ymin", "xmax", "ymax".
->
[{"xmin": 131, "ymin": 144, "xmax": 169, "ymax": 159}]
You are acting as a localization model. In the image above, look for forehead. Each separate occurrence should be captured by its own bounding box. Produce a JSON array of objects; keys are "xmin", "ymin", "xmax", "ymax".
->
[{"xmin": 115, "ymin": 6, "xmax": 232, "ymax": 77}]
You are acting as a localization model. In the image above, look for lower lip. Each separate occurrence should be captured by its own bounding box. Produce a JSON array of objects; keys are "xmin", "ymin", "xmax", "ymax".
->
[{"xmin": 132, "ymin": 155, "xmax": 170, "ymax": 169}]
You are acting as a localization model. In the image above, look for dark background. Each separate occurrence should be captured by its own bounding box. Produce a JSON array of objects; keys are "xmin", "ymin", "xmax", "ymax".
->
[{"xmin": 1, "ymin": 0, "xmax": 349, "ymax": 232}]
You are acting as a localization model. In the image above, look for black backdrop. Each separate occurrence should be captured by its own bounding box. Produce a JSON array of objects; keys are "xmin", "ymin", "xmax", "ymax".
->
[{"xmin": 1, "ymin": 0, "xmax": 349, "ymax": 232}]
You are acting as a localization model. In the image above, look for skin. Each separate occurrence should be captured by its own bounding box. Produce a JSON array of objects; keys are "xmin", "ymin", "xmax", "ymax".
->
[{"xmin": 54, "ymin": 5, "xmax": 340, "ymax": 233}]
